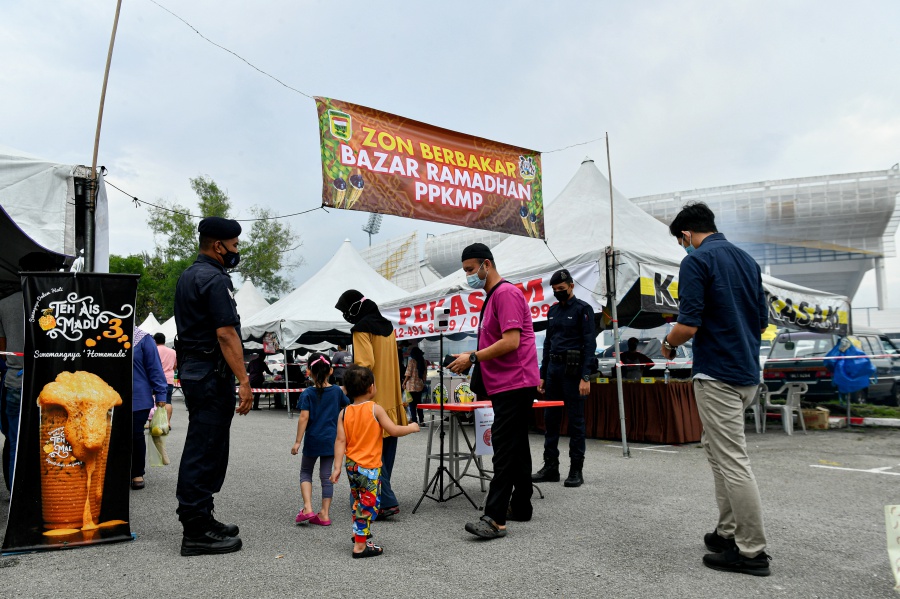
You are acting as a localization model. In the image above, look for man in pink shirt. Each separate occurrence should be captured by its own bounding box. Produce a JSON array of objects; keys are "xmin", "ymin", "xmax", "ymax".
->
[
  {"xmin": 154, "ymin": 333, "xmax": 177, "ymax": 425},
  {"xmin": 449, "ymin": 243, "xmax": 539, "ymax": 539}
]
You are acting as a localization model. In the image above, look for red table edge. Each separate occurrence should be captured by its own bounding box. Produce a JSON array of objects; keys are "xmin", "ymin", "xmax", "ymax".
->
[{"xmin": 418, "ymin": 400, "xmax": 563, "ymax": 412}]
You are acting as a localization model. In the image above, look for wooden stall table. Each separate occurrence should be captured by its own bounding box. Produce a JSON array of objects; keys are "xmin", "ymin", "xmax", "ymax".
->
[{"xmin": 533, "ymin": 380, "xmax": 702, "ymax": 444}]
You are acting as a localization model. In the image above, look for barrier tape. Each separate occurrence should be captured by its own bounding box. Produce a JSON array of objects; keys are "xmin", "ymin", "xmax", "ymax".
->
[{"xmin": 606, "ymin": 353, "xmax": 897, "ymax": 368}]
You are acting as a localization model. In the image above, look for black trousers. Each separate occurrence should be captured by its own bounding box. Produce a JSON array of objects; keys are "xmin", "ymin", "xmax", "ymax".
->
[
  {"xmin": 483, "ymin": 386, "xmax": 536, "ymax": 525},
  {"xmin": 176, "ymin": 369, "xmax": 236, "ymax": 524},
  {"xmin": 132, "ymin": 408, "xmax": 151, "ymax": 478},
  {"xmin": 407, "ymin": 390, "xmax": 423, "ymax": 423},
  {"xmin": 542, "ymin": 362, "xmax": 586, "ymax": 461}
]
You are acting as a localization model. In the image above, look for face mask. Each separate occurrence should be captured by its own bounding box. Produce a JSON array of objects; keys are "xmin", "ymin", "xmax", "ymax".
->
[
  {"xmin": 553, "ymin": 289, "xmax": 570, "ymax": 303},
  {"xmin": 466, "ymin": 262, "xmax": 486, "ymax": 289},
  {"xmin": 218, "ymin": 242, "xmax": 240, "ymax": 269},
  {"xmin": 681, "ymin": 233, "xmax": 694, "ymax": 256}
]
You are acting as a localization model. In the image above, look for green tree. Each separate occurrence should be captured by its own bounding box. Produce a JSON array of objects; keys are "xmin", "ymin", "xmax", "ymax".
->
[
  {"xmin": 145, "ymin": 175, "xmax": 301, "ymax": 295},
  {"xmin": 111, "ymin": 175, "xmax": 301, "ymax": 323}
]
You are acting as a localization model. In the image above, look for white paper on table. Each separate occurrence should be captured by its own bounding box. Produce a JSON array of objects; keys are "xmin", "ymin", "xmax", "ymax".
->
[
  {"xmin": 474, "ymin": 407, "xmax": 494, "ymax": 456},
  {"xmin": 884, "ymin": 505, "xmax": 900, "ymax": 593}
]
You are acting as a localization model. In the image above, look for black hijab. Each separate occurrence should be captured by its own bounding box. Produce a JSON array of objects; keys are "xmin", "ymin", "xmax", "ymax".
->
[{"xmin": 335, "ymin": 289, "xmax": 394, "ymax": 337}]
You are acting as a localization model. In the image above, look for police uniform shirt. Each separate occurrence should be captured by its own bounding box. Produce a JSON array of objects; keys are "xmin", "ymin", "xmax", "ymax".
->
[
  {"xmin": 174, "ymin": 254, "xmax": 240, "ymax": 353},
  {"xmin": 540, "ymin": 297, "xmax": 597, "ymax": 379}
]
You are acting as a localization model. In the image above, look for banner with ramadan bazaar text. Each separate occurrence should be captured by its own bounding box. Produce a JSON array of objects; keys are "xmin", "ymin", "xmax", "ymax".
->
[
  {"xmin": 637, "ymin": 263, "xmax": 850, "ymax": 334},
  {"xmin": 3, "ymin": 273, "xmax": 138, "ymax": 554},
  {"xmin": 382, "ymin": 262, "xmax": 600, "ymax": 340},
  {"xmin": 315, "ymin": 97, "xmax": 544, "ymax": 239}
]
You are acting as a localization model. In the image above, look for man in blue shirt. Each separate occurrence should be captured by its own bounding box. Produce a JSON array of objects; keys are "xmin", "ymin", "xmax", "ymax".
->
[{"xmin": 661, "ymin": 202, "xmax": 771, "ymax": 577}]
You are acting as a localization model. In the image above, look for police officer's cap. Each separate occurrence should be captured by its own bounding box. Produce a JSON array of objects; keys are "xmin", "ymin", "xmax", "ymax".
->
[
  {"xmin": 198, "ymin": 216, "xmax": 242, "ymax": 240},
  {"xmin": 550, "ymin": 269, "xmax": 572, "ymax": 286}
]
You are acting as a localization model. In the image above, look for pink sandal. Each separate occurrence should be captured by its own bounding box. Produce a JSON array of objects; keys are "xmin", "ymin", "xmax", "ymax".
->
[
  {"xmin": 295, "ymin": 511, "xmax": 315, "ymax": 524},
  {"xmin": 309, "ymin": 514, "xmax": 331, "ymax": 526}
]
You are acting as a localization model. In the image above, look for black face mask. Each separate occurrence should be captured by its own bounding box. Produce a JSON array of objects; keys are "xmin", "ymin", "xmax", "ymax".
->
[
  {"xmin": 341, "ymin": 299, "xmax": 364, "ymax": 324},
  {"xmin": 553, "ymin": 289, "xmax": 570, "ymax": 303},
  {"xmin": 218, "ymin": 243, "xmax": 240, "ymax": 269}
]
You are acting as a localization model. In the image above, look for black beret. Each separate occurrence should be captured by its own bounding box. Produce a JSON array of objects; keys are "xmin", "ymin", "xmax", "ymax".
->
[
  {"xmin": 461, "ymin": 242, "xmax": 493, "ymax": 262},
  {"xmin": 550, "ymin": 269, "xmax": 572, "ymax": 285},
  {"xmin": 198, "ymin": 216, "xmax": 241, "ymax": 240}
]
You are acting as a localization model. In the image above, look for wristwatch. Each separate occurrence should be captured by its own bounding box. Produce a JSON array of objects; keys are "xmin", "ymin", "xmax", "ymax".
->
[
  {"xmin": 581, "ymin": 375, "xmax": 590, "ymax": 382},
  {"xmin": 662, "ymin": 337, "xmax": 677, "ymax": 351},
  {"xmin": 469, "ymin": 352, "xmax": 479, "ymax": 364}
]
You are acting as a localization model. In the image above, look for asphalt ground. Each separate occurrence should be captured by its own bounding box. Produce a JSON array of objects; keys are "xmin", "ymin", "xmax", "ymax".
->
[{"xmin": 2, "ymin": 401, "xmax": 899, "ymax": 599}]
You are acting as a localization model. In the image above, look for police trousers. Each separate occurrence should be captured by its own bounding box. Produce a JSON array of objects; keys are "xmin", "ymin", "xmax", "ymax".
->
[
  {"xmin": 176, "ymin": 365, "xmax": 236, "ymax": 524},
  {"xmin": 542, "ymin": 362, "xmax": 586, "ymax": 461}
]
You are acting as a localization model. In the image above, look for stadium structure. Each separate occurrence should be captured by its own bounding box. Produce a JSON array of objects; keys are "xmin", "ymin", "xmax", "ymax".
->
[
  {"xmin": 360, "ymin": 231, "xmax": 442, "ymax": 292},
  {"xmin": 631, "ymin": 166, "xmax": 900, "ymax": 307}
]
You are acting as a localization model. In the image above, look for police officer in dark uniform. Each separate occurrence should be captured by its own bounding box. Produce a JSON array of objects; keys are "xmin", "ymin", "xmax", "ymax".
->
[
  {"xmin": 174, "ymin": 216, "xmax": 253, "ymax": 556},
  {"xmin": 533, "ymin": 269, "xmax": 596, "ymax": 487}
]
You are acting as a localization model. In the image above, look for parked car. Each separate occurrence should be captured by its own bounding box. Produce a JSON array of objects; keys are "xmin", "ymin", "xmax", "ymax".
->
[
  {"xmin": 597, "ymin": 338, "xmax": 692, "ymax": 379},
  {"xmin": 763, "ymin": 327, "xmax": 900, "ymax": 404}
]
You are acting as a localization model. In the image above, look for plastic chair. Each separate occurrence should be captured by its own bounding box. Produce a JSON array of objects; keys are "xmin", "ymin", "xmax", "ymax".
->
[
  {"xmin": 764, "ymin": 383, "xmax": 808, "ymax": 435},
  {"xmin": 745, "ymin": 384, "xmax": 765, "ymax": 433}
]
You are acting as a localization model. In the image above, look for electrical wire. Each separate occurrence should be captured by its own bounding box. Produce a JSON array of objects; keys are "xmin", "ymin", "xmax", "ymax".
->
[
  {"xmin": 105, "ymin": 178, "xmax": 326, "ymax": 222},
  {"xmin": 145, "ymin": 0, "xmax": 608, "ymax": 156},
  {"xmin": 146, "ymin": 0, "xmax": 313, "ymax": 99}
]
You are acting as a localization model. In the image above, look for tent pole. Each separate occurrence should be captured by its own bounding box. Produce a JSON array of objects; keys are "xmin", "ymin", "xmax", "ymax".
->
[
  {"xmin": 279, "ymin": 320, "xmax": 294, "ymax": 419},
  {"xmin": 87, "ymin": 0, "xmax": 123, "ymax": 273},
  {"xmin": 606, "ymin": 134, "xmax": 629, "ymax": 458}
]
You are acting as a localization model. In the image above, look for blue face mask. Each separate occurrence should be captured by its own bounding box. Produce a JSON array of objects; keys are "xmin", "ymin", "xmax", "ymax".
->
[
  {"xmin": 466, "ymin": 262, "xmax": 486, "ymax": 289},
  {"xmin": 681, "ymin": 233, "xmax": 694, "ymax": 256}
]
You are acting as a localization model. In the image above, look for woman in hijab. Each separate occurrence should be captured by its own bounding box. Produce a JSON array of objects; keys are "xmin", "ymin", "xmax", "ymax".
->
[{"xmin": 335, "ymin": 289, "xmax": 406, "ymax": 518}]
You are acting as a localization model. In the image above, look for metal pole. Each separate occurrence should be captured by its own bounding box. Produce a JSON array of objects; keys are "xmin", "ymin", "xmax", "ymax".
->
[
  {"xmin": 87, "ymin": 0, "xmax": 123, "ymax": 273},
  {"xmin": 605, "ymin": 134, "xmax": 629, "ymax": 457}
]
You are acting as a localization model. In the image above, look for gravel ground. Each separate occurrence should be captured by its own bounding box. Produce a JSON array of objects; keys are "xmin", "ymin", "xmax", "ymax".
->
[{"xmin": 2, "ymin": 401, "xmax": 899, "ymax": 598}]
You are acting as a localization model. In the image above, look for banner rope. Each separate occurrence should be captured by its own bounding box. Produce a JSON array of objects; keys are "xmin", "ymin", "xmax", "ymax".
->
[{"xmin": 145, "ymin": 0, "xmax": 609, "ymax": 157}]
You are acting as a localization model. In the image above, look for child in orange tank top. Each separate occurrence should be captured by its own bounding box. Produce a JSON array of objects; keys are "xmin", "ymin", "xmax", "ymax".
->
[{"xmin": 331, "ymin": 365, "xmax": 419, "ymax": 558}]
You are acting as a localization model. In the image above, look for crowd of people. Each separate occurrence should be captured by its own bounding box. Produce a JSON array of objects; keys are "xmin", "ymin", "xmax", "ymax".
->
[{"xmin": 0, "ymin": 203, "xmax": 773, "ymax": 575}]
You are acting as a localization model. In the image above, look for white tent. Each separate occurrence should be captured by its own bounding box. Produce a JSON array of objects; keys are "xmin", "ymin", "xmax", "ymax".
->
[
  {"xmin": 234, "ymin": 279, "xmax": 271, "ymax": 321},
  {"xmin": 0, "ymin": 146, "xmax": 109, "ymax": 292},
  {"xmin": 156, "ymin": 316, "xmax": 177, "ymax": 346},
  {"xmin": 241, "ymin": 239, "xmax": 409, "ymax": 347},
  {"xmin": 138, "ymin": 312, "xmax": 161, "ymax": 333},
  {"xmin": 382, "ymin": 158, "xmax": 851, "ymax": 336}
]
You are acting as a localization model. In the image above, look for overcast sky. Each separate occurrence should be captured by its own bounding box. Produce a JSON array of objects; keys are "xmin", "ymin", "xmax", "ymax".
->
[{"xmin": 3, "ymin": 1, "xmax": 899, "ymax": 307}]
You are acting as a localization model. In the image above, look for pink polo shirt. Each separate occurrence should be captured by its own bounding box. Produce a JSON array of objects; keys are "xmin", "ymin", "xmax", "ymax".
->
[
  {"xmin": 477, "ymin": 282, "xmax": 540, "ymax": 395},
  {"xmin": 156, "ymin": 343, "xmax": 177, "ymax": 384}
]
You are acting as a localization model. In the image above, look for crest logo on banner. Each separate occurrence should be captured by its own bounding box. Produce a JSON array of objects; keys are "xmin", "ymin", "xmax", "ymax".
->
[
  {"xmin": 315, "ymin": 97, "xmax": 544, "ymax": 239},
  {"xmin": 3, "ymin": 273, "xmax": 138, "ymax": 554}
]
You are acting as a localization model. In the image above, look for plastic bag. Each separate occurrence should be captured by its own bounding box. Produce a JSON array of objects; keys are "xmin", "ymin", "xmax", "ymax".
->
[
  {"xmin": 147, "ymin": 407, "xmax": 170, "ymax": 466},
  {"xmin": 402, "ymin": 390, "xmax": 411, "ymax": 406}
]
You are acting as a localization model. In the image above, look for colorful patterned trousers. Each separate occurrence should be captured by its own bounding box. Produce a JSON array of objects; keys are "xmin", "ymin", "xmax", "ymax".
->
[{"xmin": 346, "ymin": 458, "xmax": 381, "ymax": 542}]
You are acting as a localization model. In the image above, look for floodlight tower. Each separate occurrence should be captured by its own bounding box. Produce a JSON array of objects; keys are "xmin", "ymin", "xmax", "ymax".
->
[{"xmin": 362, "ymin": 213, "xmax": 383, "ymax": 246}]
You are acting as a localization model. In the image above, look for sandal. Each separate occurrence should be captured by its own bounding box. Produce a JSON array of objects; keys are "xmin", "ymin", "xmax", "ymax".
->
[
  {"xmin": 378, "ymin": 505, "xmax": 400, "ymax": 519},
  {"xmin": 295, "ymin": 511, "xmax": 315, "ymax": 524},
  {"xmin": 309, "ymin": 514, "xmax": 331, "ymax": 526},
  {"xmin": 352, "ymin": 542, "xmax": 384, "ymax": 559},
  {"xmin": 465, "ymin": 515, "xmax": 507, "ymax": 539}
]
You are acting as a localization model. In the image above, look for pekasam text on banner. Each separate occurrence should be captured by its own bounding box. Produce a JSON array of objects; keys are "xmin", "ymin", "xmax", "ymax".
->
[
  {"xmin": 315, "ymin": 97, "xmax": 544, "ymax": 239},
  {"xmin": 381, "ymin": 263, "xmax": 600, "ymax": 339}
]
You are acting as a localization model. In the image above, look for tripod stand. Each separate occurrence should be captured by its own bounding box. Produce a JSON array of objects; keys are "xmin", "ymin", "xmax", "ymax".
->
[{"xmin": 412, "ymin": 330, "xmax": 477, "ymax": 513}]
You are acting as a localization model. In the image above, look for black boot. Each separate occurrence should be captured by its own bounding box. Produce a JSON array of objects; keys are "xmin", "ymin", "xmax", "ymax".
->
[
  {"xmin": 181, "ymin": 516, "xmax": 243, "ymax": 556},
  {"xmin": 531, "ymin": 459, "xmax": 560, "ymax": 482},
  {"xmin": 564, "ymin": 458, "xmax": 584, "ymax": 487}
]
